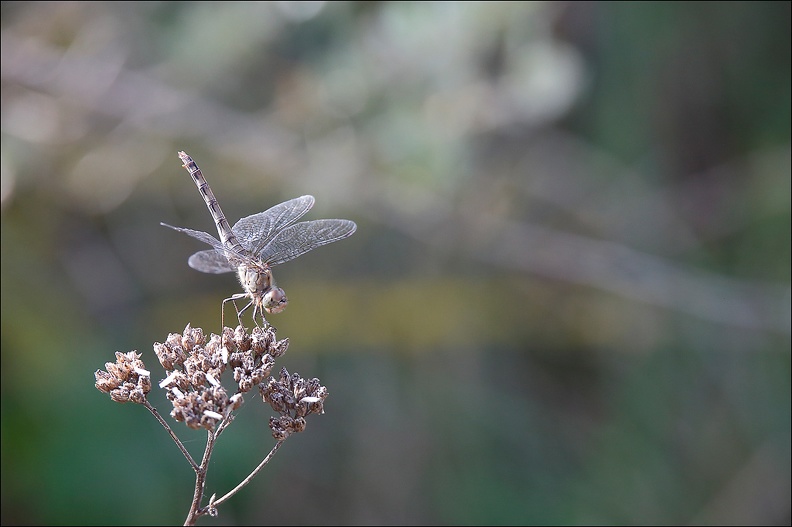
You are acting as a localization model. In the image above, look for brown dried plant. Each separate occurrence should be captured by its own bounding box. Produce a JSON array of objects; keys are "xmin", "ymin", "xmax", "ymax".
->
[{"xmin": 95, "ymin": 323, "xmax": 328, "ymax": 525}]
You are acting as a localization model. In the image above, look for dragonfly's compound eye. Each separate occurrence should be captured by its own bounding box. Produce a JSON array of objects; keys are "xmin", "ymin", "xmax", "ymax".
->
[{"xmin": 264, "ymin": 287, "xmax": 288, "ymax": 314}]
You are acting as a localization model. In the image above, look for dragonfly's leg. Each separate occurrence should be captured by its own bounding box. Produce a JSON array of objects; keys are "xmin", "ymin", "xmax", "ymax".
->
[
  {"xmin": 222, "ymin": 293, "xmax": 249, "ymax": 329},
  {"xmin": 235, "ymin": 297, "xmax": 261, "ymax": 329},
  {"xmin": 250, "ymin": 303, "xmax": 269, "ymax": 329},
  {"xmin": 236, "ymin": 299, "xmax": 254, "ymax": 326}
]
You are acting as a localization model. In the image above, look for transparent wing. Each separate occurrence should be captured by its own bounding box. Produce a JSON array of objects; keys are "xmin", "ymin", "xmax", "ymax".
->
[
  {"xmin": 161, "ymin": 223, "xmax": 224, "ymax": 251},
  {"xmin": 187, "ymin": 250, "xmax": 237, "ymax": 274},
  {"xmin": 231, "ymin": 195, "xmax": 315, "ymax": 255},
  {"xmin": 259, "ymin": 219, "xmax": 357, "ymax": 267},
  {"xmin": 161, "ymin": 222, "xmax": 241, "ymax": 274}
]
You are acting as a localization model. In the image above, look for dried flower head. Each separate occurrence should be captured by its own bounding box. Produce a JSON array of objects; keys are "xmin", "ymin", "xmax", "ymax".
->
[
  {"xmin": 95, "ymin": 351, "xmax": 151, "ymax": 404},
  {"xmin": 153, "ymin": 324, "xmax": 290, "ymax": 430},
  {"xmin": 229, "ymin": 325, "xmax": 282, "ymax": 393},
  {"xmin": 261, "ymin": 367, "xmax": 328, "ymax": 439},
  {"xmin": 169, "ymin": 384, "xmax": 235, "ymax": 430},
  {"xmin": 98, "ymin": 323, "xmax": 326, "ymax": 439}
]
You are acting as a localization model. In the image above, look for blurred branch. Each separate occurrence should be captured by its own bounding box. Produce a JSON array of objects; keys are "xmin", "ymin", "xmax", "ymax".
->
[{"xmin": 370, "ymin": 193, "xmax": 791, "ymax": 335}]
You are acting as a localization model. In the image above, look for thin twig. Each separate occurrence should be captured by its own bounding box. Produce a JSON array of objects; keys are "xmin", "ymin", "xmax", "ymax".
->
[
  {"xmin": 209, "ymin": 439, "xmax": 286, "ymax": 509},
  {"xmin": 143, "ymin": 399, "xmax": 198, "ymax": 470}
]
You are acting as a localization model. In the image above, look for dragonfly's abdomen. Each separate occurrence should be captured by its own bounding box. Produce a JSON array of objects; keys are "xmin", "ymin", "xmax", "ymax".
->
[{"xmin": 178, "ymin": 151, "xmax": 247, "ymax": 257}]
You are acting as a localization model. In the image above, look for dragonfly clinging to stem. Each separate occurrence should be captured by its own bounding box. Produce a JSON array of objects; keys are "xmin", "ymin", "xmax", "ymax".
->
[{"xmin": 162, "ymin": 151, "xmax": 357, "ymax": 328}]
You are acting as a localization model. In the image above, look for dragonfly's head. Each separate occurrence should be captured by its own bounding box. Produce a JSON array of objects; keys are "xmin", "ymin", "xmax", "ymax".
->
[{"xmin": 263, "ymin": 287, "xmax": 288, "ymax": 314}]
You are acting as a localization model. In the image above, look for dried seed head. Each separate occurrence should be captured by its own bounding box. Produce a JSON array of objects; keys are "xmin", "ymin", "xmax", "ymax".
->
[
  {"xmin": 270, "ymin": 337, "xmax": 289, "ymax": 359},
  {"xmin": 181, "ymin": 323, "xmax": 205, "ymax": 350},
  {"xmin": 155, "ymin": 325, "xmax": 293, "ymax": 428},
  {"xmin": 154, "ymin": 334, "xmax": 187, "ymax": 371},
  {"xmin": 226, "ymin": 327, "xmax": 284, "ymax": 394},
  {"xmin": 170, "ymin": 384, "xmax": 233, "ymax": 431},
  {"xmin": 95, "ymin": 351, "xmax": 151, "ymax": 403},
  {"xmin": 260, "ymin": 367, "xmax": 328, "ymax": 438},
  {"xmin": 229, "ymin": 393, "xmax": 244, "ymax": 411},
  {"xmin": 233, "ymin": 325, "xmax": 252, "ymax": 352},
  {"xmin": 98, "ymin": 324, "xmax": 319, "ymax": 436},
  {"xmin": 251, "ymin": 325, "xmax": 275, "ymax": 355}
]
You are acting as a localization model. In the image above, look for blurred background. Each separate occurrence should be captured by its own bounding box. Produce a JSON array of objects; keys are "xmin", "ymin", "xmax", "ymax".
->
[{"xmin": 1, "ymin": 2, "xmax": 790, "ymax": 525}]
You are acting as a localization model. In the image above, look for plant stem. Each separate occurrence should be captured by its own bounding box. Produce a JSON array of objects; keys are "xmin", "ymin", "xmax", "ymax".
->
[
  {"xmin": 183, "ymin": 427, "xmax": 218, "ymax": 526},
  {"xmin": 209, "ymin": 439, "xmax": 286, "ymax": 509},
  {"xmin": 143, "ymin": 400, "xmax": 198, "ymax": 470}
]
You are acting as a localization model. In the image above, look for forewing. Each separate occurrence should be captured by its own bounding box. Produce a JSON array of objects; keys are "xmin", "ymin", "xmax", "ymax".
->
[
  {"xmin": 231, "ymin": 195, "xmax": 315, "ymax": 255},
  {"xmin": 187, "ymin": 249, "xmax": 237, "ymax": 274},
  {"xmin": 161, "ymin": 223, "xmax": 225, "ymax": 251},
  {"xmin": 258, "ymin": 219, "xmax": 357, "ymax": 266}
]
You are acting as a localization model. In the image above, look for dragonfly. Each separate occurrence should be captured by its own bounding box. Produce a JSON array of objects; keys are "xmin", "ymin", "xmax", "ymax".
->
[{"xmin": 162, "ymin": 151, "xmax": 357, "ymax": 328}]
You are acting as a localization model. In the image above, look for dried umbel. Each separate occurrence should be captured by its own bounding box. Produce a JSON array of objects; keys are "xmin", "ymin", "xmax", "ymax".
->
[
  {"xmin": 261, "ymin": 367, "xmax": 329, "ymax": 439},
  {"xmin": 94, "ymin": 351, "xmax": 152, "ymax": 404},
  {"xmin": 95, "ymin": 322, "xmax": 330, "ymax": 525},
  {"xmin": 149, "ymin": 324, "xmax": 289, "ymax": 431},
  {"xmin": 96, "ymin": 323, "xmax": 318, "ymax": 434}
]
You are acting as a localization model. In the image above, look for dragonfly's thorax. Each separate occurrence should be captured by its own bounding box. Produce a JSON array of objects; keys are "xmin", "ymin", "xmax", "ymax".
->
[{"xmin": 237, "ymin": 264, "xmax": 272, "ymax": 296}]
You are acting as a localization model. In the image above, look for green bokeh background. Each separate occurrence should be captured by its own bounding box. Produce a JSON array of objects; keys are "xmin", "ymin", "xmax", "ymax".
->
[{"xmin": 1, "ymin": 2, "xmax": 789, "ymax": 525}]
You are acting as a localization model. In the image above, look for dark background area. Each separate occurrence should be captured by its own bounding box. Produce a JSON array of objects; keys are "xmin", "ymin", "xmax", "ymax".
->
[{"xmin": 1, "ymin": 2, "xmax": 790, "ymax": 525}]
